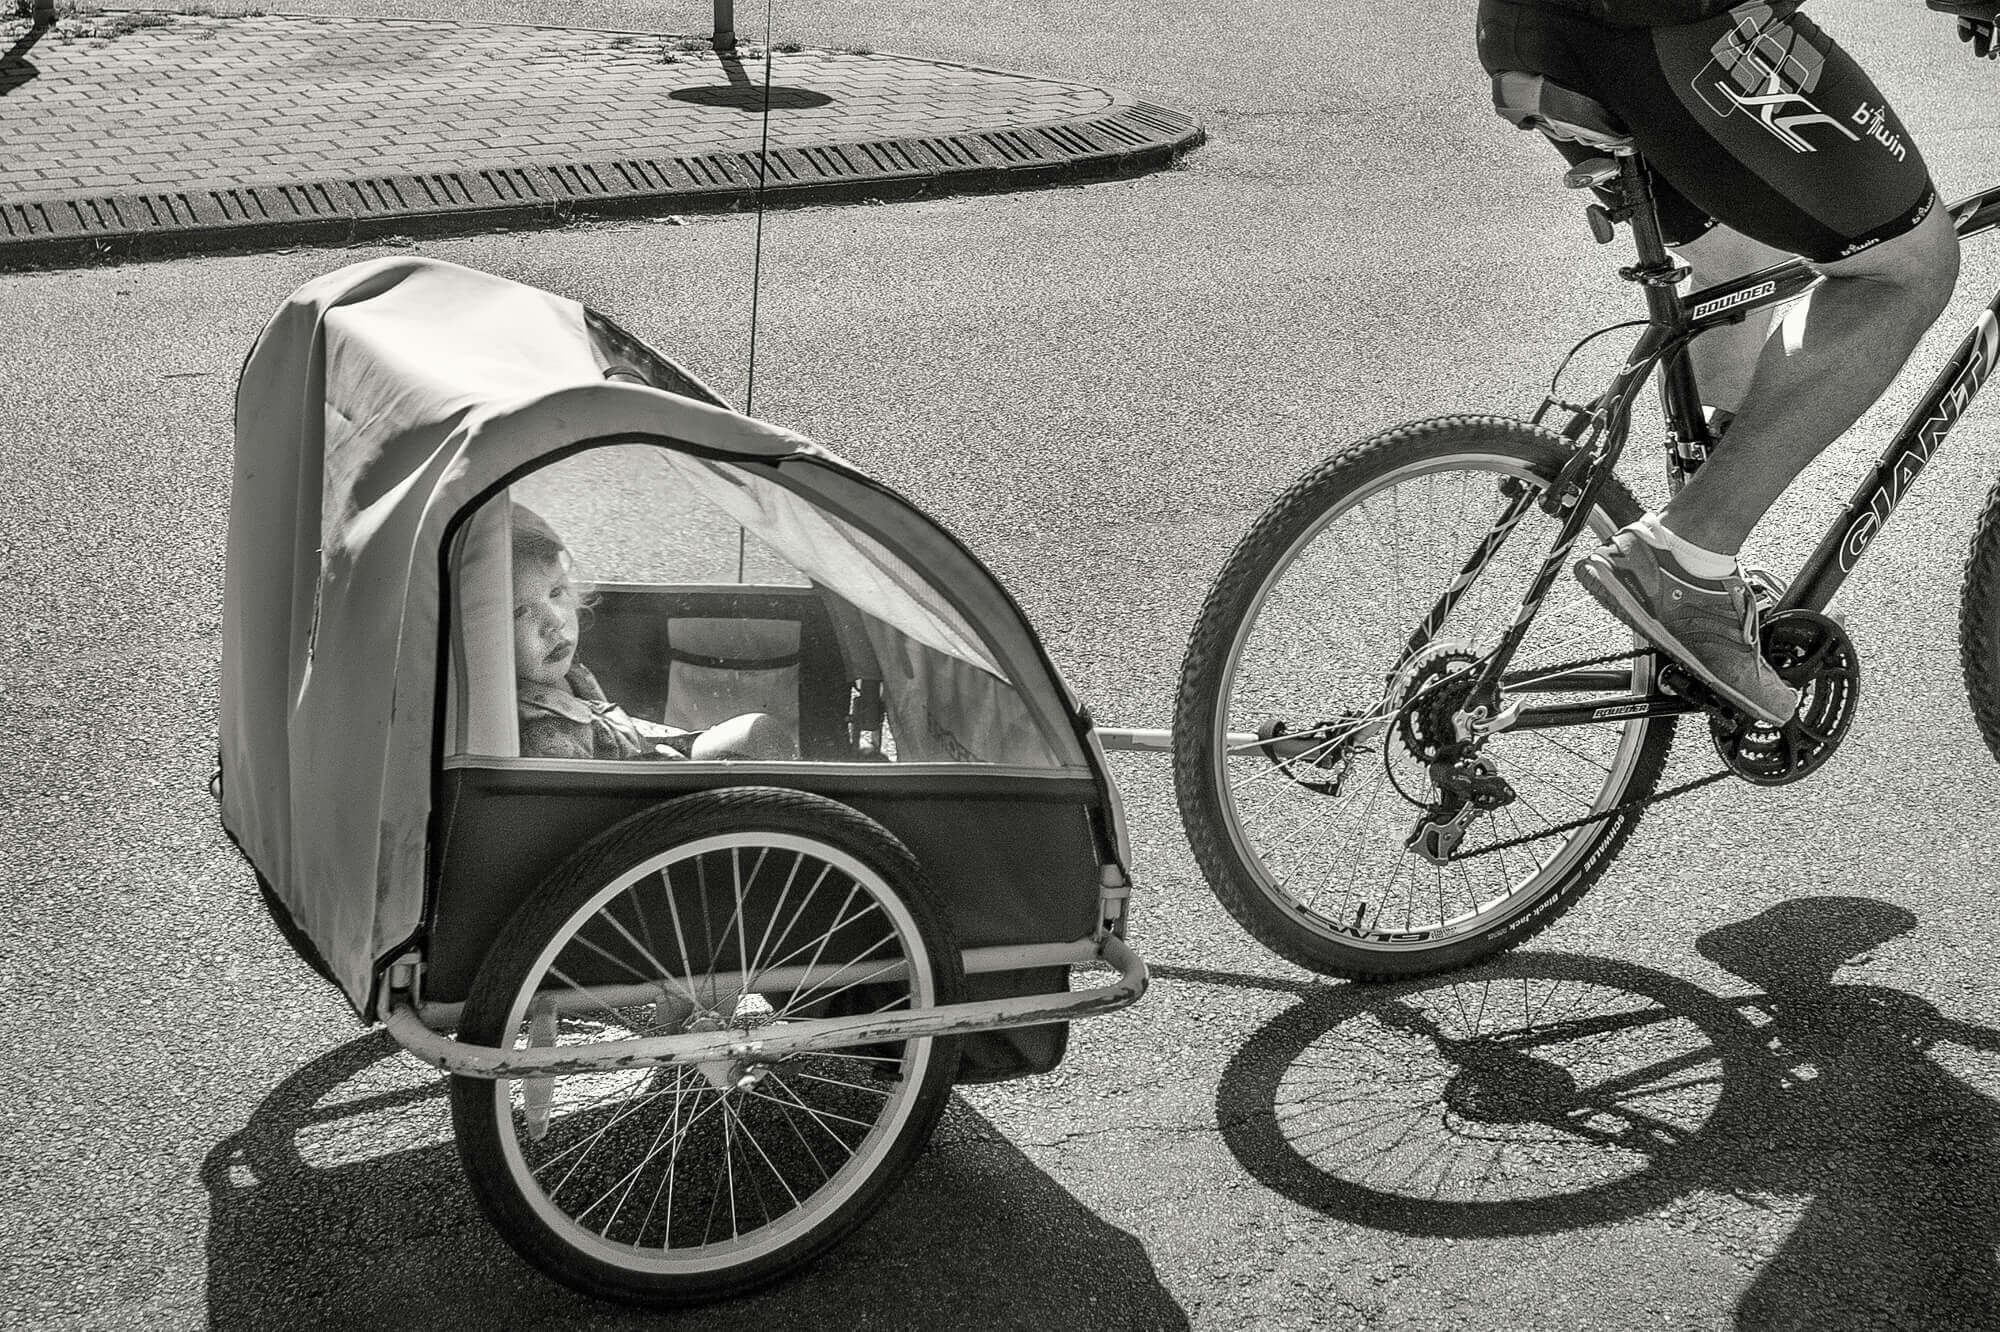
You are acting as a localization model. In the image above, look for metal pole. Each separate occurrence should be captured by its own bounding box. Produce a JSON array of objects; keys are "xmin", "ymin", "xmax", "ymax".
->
[{"xmin": 712, "ymin": 0, "xmax": 735, "ymax": 53}]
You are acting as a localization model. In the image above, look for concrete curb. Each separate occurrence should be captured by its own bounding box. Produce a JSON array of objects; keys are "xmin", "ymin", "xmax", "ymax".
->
[{"xmin": 0, "ymin": 96, "xmax": 1203, "ymax": 270}]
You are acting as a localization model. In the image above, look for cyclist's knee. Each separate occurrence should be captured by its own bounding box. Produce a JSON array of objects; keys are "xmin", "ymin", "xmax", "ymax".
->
[{"xmin": 1818, "ymin": 204, "xmax": 1960, "ymax": 319}]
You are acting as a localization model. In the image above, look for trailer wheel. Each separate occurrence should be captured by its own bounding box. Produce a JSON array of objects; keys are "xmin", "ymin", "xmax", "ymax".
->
[{"xmin": 448, "ymin": 788, "xmax": 962, "ymax": 1306}]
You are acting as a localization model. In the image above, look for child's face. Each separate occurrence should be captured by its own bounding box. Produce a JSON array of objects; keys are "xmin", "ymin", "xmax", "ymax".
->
[{"xmin": 513, "ymin": 555, "xmax": 579, "ymax": 688}]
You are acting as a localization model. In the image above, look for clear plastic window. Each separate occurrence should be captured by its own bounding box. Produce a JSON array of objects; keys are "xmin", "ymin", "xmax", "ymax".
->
[{"xmin": 446, "ymin": 444, "xmax": 1061, "ymax": 767}]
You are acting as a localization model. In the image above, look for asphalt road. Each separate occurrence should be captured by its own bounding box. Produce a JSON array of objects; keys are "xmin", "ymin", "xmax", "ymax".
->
[{"xmin": 4, "ymin": 0, "xmax": 2000, "ymax": 1328}]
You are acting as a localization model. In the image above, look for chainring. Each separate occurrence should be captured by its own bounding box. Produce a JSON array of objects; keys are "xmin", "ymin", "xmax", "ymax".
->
[{"xmin": 1710, "ymin": 609, "xmax": 1859, "ymax": 786}]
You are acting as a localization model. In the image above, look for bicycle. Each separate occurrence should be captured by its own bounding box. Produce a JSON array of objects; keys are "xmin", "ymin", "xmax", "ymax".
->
[{"xmin": 1172, "ymin": 132, "xmax": 2000, "ymax": 983}]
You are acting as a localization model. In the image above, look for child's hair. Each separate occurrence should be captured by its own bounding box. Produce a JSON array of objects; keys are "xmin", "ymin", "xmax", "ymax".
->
[
  {"xmin": 510, "ymin": 503, "xmax": 598, "ymax": 618},
  {"xmin": 511, "ymin": 503, "xmax": 570, "ymax": 569}
]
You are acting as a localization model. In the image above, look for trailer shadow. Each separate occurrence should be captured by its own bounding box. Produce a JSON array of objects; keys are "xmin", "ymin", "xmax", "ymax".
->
[
  {"xmin": 1206, "ymin": 901, "xmax": 2000, "ymax": 1328},
  {"xmin": 201, "ymin": 1031, "xmax": 1186, "ymax": 1329}
]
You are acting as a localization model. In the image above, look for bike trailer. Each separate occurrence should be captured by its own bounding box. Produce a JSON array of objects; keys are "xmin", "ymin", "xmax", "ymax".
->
[{"xmin": 217, "ymin": 256, "xmax": 1145, "ymax": 1302}]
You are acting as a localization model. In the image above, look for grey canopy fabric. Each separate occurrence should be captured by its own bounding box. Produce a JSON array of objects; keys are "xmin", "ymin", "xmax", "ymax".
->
[{"xmin": 220, "ymin": 256, "xmax": 1096, "ymax": 1011}]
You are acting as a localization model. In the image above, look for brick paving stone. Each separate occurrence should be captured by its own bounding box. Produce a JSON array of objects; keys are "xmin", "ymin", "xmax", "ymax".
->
[
  {"xmin": 0, "ymin": 9, "xmax": 1196, "ymax": 261},
  {"xmin": 1, "ymin": 12, "xmax": 1120, "ymax": 195}
]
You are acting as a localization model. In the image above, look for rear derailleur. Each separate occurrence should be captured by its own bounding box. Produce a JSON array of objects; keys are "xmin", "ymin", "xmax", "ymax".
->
[
  {"xmin": 1407, "ymin": 750, "xmax": 1517, "ymax": 865},
  {"xmin": 1394, "ymin": 641, "xmax": 1517, "ymax": 863}
]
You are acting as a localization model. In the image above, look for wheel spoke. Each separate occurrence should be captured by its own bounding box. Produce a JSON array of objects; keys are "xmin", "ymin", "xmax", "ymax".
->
[
  {"xmin": 1177, "ymin": 429, "xmax": 1669, "ymax": 973},
  {"xmin": 743, "ymin": 853, "xmax": 820, "ymax": 989},
  {"xmin": 747, "ymin": 1082, "xmax": 879, "ymax": 1134},
  {"xmin": 721, "ymin": 1093, "xmax": 807, "ymax": 1214},
  {"xmin": 459, "ymin": 802, "xmax": 958, "ymax": 1293},
  {"xmin": 785, "ymin": 1067, "xmax": 897, "ymax": 1099}
]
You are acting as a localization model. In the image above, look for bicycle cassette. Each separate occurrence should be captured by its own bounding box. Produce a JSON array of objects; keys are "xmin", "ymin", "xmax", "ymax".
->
[
  {"xmin": 1393, "ymin": 639, "xmax": 1483, "ymax": 763},
  {"xmin": 1710, "ymin": 609, "xmax": 1859, "ymax": 786}
]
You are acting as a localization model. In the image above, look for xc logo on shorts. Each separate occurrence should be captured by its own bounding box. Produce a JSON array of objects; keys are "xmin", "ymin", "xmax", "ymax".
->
[{"xmin": 1690, "ymin": 2, "xmax": 1861, "ymax": 154}]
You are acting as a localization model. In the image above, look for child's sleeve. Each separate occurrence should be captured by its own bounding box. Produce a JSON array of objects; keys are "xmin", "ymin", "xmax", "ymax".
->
[{"xmin": 519, "ymin": 713, "xmax": 595, "ymax": 760}]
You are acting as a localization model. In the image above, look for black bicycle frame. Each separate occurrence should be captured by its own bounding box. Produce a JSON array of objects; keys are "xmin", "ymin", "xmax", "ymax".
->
[{"xmin": 1472, "ymin": 165, "xmax": 2000, "ymax": 734}]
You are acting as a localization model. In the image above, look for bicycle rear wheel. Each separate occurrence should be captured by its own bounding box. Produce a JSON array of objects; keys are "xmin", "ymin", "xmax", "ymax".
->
[{"xmin": 1174, "ymin": 416, "xmax": 1675, "ymax": 981}]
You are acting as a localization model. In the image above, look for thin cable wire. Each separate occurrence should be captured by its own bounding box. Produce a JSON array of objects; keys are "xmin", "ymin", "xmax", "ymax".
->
[{"xmin": 743, "ymin": 0, "xmax": 776, "ymax": 417}]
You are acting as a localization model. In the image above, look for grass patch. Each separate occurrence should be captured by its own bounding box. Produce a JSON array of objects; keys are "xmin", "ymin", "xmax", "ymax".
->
[
  {"xmin": 658, "ymin": 33, "xmax": 712, "ymax": 63},
  {"xmin": 12, "ymin": 0, "xmax": 84, "ymax": 20},
  {"xmin": 15, "ymin": 2, "xmax": 269, "ymax": 35},
  {"xmin": 655, "ymin": 31, "xmax": 826, "ymax": 63},
  {"xmin": 55, "ymin": 8, "xmax": 175, "ymax": 39}
]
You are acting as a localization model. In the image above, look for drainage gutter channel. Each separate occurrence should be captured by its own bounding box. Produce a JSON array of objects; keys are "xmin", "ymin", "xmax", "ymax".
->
[{"xmin": 0, "ymin": 104, "xmax": 1202, "ymax": 268}]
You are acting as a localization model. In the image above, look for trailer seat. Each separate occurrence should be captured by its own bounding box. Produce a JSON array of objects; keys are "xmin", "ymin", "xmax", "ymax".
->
[{"xmin": 447, "ymin": 496, "xmax": 854, "ymax": 760}]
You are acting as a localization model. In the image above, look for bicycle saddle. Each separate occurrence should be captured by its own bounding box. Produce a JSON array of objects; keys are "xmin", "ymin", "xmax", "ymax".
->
[{"xmin": 1489, "ymin": 71, "xmax": 1635, "ymax": 152}]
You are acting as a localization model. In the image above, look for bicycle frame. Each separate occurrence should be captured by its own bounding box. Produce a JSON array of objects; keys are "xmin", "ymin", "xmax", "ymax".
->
[{"xmin": 1465, "ymin": 157, "xmax": 2000, "ymax": 735}]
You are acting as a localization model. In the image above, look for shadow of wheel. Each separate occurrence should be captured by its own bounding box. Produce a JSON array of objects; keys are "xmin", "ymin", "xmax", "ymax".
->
[
  {"xmin": 1217, "ymin": 952, "xmax": 1779, "ymax": 1236},
  {"xmin": 200, "ymin": 1031, "xmax": 1192, "ymax": 1327}
]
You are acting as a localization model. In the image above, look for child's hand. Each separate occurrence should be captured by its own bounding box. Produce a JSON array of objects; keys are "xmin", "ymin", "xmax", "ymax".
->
[{"xmin": 689, "ymin": 713, "xmax": 796, "ymax": 762}]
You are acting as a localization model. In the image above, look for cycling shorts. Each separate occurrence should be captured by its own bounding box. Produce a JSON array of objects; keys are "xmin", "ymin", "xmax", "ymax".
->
[{"xmin": 1477, "ymin": 0, "xmax": 1939, "ymax": 262}]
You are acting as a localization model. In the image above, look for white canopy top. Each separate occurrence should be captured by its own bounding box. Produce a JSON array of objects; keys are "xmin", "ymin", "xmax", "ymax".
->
[{"xmin": 220, "ymin": 257, "xmax": 1093, "ymax": 1010}]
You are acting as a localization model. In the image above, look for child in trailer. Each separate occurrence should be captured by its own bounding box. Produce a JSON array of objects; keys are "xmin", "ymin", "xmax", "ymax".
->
[{"xmin": 511, "ymin": 505, "xmax": 794, "ymax": 762}]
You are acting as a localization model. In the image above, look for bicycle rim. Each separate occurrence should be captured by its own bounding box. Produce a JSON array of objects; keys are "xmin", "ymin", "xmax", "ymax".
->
[
  {"xmin": 485, "ymin": 830, "xmax": 943, "ymax": 1277},
  {"xmin": 1203, "ymin": 446, "xmax": 1662, "ymax": 957}
]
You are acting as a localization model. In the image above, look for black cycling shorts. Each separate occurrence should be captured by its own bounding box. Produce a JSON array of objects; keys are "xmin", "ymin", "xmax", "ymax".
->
[{"xmin": 1477, "ymin": 0, "xmax": 1938, "ymax": 262}]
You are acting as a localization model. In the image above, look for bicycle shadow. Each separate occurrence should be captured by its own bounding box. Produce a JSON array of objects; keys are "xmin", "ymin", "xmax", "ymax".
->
[
  {"xmin": 200, "ymin": 1031, "xmax": 1187, "ymax": 1330},
  {"xmin": 1698, "ymin": 898, "xmax": 2000, "ymax": 1330},
  {"xmin": 1213, "ymin": 950, "xmax": 1781, "ymax": 1235},
  {"xmin": 1209, "ymin": 899, "xmax": 2000, "ymax": 1329}
]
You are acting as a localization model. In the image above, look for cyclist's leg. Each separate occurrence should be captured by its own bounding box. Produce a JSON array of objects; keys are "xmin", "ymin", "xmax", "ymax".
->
[
  {"xmin": 1596, "ymin": 3, "xmax": 1961, "ymax": 553},
  {"xmin": 1506, "ymin": 3, "xmax": 1958, "ymax": 719},
  {"xmin": 1665, "ymin": 204, "xmax": 1959, "ymax": 553},
  {"xmin": 1670, "ymin": 222, "xmax": 1795, "ymax": 420}
]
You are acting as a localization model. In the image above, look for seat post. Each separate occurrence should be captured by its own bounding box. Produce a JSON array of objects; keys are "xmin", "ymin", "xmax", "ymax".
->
[
  {"xmin": 1616, "ymin": 152, "xmax": 1711, "ymax": 475},
  {"xmin": 1616, "ymin": 154, "xmax": 1690, "ymax": 322}
]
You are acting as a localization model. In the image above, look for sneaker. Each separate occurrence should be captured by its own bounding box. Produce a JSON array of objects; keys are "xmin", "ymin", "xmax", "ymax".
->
[{"xmin": 1574, "ymin": 528, "xmax": 1799, "ymax": 725}]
